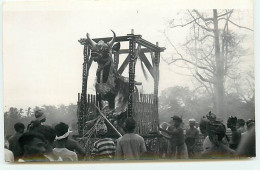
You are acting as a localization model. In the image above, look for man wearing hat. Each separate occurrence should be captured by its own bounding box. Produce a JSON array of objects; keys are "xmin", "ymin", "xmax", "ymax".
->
[
  {"xmin": 159, "ymin": 115, "xmax": 188, "ymax": 159},
  {"xmin": 34, "ymin": 109, "xmax": 46, "ymax": 125}
]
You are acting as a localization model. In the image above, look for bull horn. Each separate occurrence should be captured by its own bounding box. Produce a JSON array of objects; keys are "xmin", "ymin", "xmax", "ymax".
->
[
  {"xmin": 86, "ymin": 33, "xmax": 97, "ymax": 48},
  {"xmin": 108, "ymin": 30, "xmax": 116, "ymax": 47}
]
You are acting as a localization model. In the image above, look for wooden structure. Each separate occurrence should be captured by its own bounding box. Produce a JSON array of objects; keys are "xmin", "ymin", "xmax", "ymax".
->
[{"xmin": 77, "ymin": 30, "xmax": 165, "ymax": 137}]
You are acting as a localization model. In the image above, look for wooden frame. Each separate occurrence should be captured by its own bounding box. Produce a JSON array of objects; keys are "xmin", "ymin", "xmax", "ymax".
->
[{"xmin": 77, "ymin": 31, "xmax": 165, "ymax": 137}]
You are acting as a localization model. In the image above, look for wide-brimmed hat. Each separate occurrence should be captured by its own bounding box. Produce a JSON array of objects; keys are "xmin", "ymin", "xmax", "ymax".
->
[
  {"xmin": 171, "ymin": 115, "xmax": 182, "ymax": 122},
  {"xmin": 35, "ymin": 109, "xmax": 46, "ymax": 121}
]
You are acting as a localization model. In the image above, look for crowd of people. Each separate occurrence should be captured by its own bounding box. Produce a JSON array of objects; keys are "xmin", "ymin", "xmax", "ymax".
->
[
  {"xmin": 158, "ymin": 112, "xmax": 255, "ymax": 159},
  {"xmin": 4, "ymin": 109, "xmax": 255, "ymax": 162}
]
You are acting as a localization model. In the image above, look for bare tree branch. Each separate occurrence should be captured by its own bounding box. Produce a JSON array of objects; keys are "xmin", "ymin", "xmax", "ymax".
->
[
  {"xmin": 193, "ymin": 10, "xmax": 213, "ymax": 21},
  {"xmin": 188, "ymin": 10, "xmax": 214, "ymax": 32},
  {"xmin": 196, "ymin": 71, "xmax": 216, "ymax": 84},
  {"xmin": 164, "ymin": 32, "xmax": 215, "ymax": 74},
  {"xmin": 217, "ymin": 10, "xmax": 234, "ymax": 19}
]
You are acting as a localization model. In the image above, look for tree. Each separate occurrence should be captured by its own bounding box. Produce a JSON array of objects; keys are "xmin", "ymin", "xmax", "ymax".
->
[
  {"xmin": 159, "ymin": 86, "xmax": 212, "ymax": 125},
  {"xmin": 162, "ymin": 9, "xmax": 253, "ymax": 120}
]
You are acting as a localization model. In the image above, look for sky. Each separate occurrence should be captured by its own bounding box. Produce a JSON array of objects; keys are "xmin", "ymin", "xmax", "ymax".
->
[{"xmin": 2, "ymin": 0, "xmax": 254, "ymax": 111}]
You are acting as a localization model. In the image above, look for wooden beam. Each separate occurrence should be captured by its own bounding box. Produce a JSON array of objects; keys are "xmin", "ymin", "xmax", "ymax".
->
[
  {"xmin": 117, "ymin": 54, "xmax": 130, "ymax": 75},
  {"xmin": 139, "ymin": 52, "xmax": 155, "ymax": 78},
  {"xmin": 79, "ymin": 35, "xmax": 142, "ymax": 45},
  {"xmin": 136, "ymin": 38, "xmax": 166, "ymax": 52}
]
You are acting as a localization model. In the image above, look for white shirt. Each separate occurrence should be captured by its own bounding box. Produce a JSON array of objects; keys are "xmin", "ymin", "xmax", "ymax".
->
[
  {"xmin": 5, "ymin": 148, "xmax": 14, "ymax": 162},
  {"xmin": 53, "ymin": 148, "xmax": 78, "ymax": 161}
]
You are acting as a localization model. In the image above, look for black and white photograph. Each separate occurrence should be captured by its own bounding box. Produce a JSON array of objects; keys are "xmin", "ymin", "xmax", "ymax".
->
[{"xmin": 1, "ymin": 0, "xmax": 256, "ymax": 166}]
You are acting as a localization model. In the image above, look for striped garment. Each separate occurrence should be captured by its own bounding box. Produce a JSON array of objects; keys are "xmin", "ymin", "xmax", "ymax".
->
[{"xmin": 92, "ymin": 138, "xmax": 115, "ymax": 160}]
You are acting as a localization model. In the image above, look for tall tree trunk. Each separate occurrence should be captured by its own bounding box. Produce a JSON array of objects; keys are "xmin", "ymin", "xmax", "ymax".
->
[{"xmin": 213, "ymin": 9, "xmax": 226, "ymax": 120}]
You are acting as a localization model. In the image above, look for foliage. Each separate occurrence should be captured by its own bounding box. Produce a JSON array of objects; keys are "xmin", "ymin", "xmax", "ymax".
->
[{"xmin": 4, "ymin": 104, "xmax": 78, "ymax": 137}]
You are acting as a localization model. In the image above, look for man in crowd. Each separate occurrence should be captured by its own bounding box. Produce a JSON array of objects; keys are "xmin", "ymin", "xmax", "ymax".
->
[
  {"xmin": 53, "ymin": 122, "xmax": 78, "ymax": 161},
  {"xmin": 35, "ymin": 109, "xmax": 46, "ymax": 125},
  {"xmin": 4, "ymin": 135, "xmax": 14, "ymax": 162},
  {"xmin": 18, "ymin": 132, "xmax": 49, "ymax": 162},
  {"xmin": 115, "ymin": 117, "xmax": 147, "ymax": 160},
  {"xmin": 159, "ymin": 115, "xmax": 188, "ymax": 159},
  {"xmin": 35, "ymin": 125, "xmax": 62, "ymax": 161},
  {"xmin": 241, "ymin": 119, "xmax": 255, "ymax": 141},
  {"xmin": 185, "ymin": 119, "xmax": 199, "ymax": 158},
  {"xmin": 91, "ymin": 120, "xmax": 116, "ymax": 160},
  {"xmin": 227, "ymin": 116, "xmax": 241, "ymax": 150},
  {"xmin": 236, "ymin": 119, "xmax": 246, "ymax": 133},
  {"xmin": 9, "ymin": 122, "xmax": 25, "ymax": 161},
  {"xmin": 199, "ymin": 112, "xmax": 229, "ymax": 153},
  {"xmin": 201, "ymin": 120, "xmax": 236, "ymax": 159}
]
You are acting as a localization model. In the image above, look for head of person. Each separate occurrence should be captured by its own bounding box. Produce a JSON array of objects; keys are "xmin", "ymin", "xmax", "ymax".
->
[
  {"xmin": 236, "ymin": 119, "xmax": 245, "ymax": 129},
  {"xmin": 189, "ymin": 119, "xmax": 196, "ymax": 128},
  {"xmin": 14, "ymin": 122, "xmax": 25, "ymax": 133},
  {"xmin": 19, "ymin": 132, "xmax": 46, "ymax": 158},
  {"xmin": 171, "ymin": 115, "xmax": 182, "ymax": 128},
  {"xmin": 246, "ymin": 119, "xmax": 255, "ymax": 130},
  {"xmin": 54, "ymin": 122, "xmax": 70, "ymax": 144},
  {"xmin": 199, "ymin": 116, "xmax": 209, "ymax": 136},
  {"xmin": 227, "ymin": 116, "xmax": 237, "ymax": 130},
  {"xmin": 35, "ymin": 109, "xmax": 46, "ymax": 123},
  {"xmin": 207, "ymin": 120, "xmax": 226, "ymax": 146},
  {"xmin": 96, "ymin": 121, "xmax": 108, "ymax": 137},
  {"xmin": 124, "ymin": 117, "xmax": 136, "ymax": 133},
  {"xmin": 35, "ymin": 125, "xmax": 56, "ymax": 153}
]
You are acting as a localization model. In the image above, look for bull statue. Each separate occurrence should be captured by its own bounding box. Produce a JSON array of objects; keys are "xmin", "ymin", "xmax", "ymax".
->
[{"xmin": 86, "ymin": 30, "xmax": 132, "ymax": 122}]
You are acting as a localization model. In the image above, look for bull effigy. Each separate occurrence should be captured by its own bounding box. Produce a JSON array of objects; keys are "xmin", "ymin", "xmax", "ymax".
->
[{"xmin": 86, "ymin": 30, "xmax": 129, "ymax": 119}]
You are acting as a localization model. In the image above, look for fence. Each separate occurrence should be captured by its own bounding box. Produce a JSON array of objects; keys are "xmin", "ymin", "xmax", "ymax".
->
[{"xmin": 133, "ymin": 93, "xmax": 158, "ymax": 135}]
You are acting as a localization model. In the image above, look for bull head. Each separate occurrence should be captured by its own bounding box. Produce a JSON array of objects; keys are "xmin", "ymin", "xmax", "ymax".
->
[{"xmin": 86, "ymin": 30, "xmax": 120, "ymax": 64}]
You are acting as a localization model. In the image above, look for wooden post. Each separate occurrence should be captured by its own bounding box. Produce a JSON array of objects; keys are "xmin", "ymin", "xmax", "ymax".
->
[
  {"xmin": 153, "ymin": 42, "xmax": 160, "ymax": 132},
  {"xmin": 78, "ymin": 44, "xmax": 90, "ymax": 137},
  {"xmin": 128, "ymin": 34, "xmax": 136, "ymax": 117}
]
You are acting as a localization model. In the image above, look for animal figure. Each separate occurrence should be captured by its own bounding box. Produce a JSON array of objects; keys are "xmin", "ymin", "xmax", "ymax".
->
[{"xmin": 86, "ymin": 30, "xmax": 130, "ymax": 121}]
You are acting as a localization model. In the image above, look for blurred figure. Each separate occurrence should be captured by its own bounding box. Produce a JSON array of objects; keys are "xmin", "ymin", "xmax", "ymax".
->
[
  {"xmin": 53, "ymin": 122, "xmax": 78, "ymax": 161},
  {"xmin": 241, "ymin": 119, "xmax": 255, "ymax": 141},
  {"xmin": 91, "ymin": 120, "xmax": 115, "ymax": 160},
  {"xmin": 9, "ymin": 122, "xmax": 25, "ymax": 161},
  {"xmin": 185, "ymin": 119, "xmax": 199, "ymax": 158},
  {"xmin": 236, "ymin": 119, "xmax": 246, "ymax": 133},
  {"xmin": 227, "ymin": 116, "xmax": 241, "ymax": 150},
  {"xmin": 159, "ymin": 115, "xmax": 188, "ymax": 159},
  {"xmin": 35, "ymin": 125, "xmax": 62, "ymax": 161},
  {"xmin": 201, "ymin": 120, "xmax": 236, "ymax": 159},
  {"xmin": 116, "ymin": 118, "xmax": 147, "ymax": 160},
  {"xmin": 237, "ymin": 124, "xmax": 255, "ymax": 158},
  {"xmin": 158, "ymin": 122, "xmax": 171, "ymax": 158},
  {"xmin": 4, "ymin": 136, "xmax": 14, "ymax": 162},
  {"xmin": 18, "ymin": 132, "xmax": 49, "ymax": 162}
]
